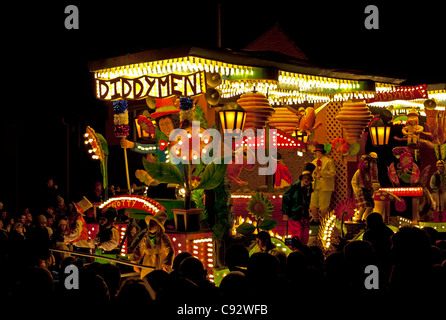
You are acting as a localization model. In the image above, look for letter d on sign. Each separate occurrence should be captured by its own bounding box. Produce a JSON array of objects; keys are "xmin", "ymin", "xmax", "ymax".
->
[
  {"xmin": 364, "ymin": 265, "xmax": 379, "ymax": 289},
  {"xmin": 364, "ymin": 5, "xmax": 379, "ymax": 30},
  {"xmin": 64, "ymin": 264, "xmax": 79, "ymax": 290}
]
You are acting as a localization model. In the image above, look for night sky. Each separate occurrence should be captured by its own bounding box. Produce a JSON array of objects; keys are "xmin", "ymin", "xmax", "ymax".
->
[{"xmin": 1, "ymin": 1, "xmax": 445, "ymax": 212}]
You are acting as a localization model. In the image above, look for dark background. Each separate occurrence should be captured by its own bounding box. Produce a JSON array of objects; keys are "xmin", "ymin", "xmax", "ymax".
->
[{"xmin": 1, "ymin": 0, "xmax": 444, "ymax": 212}]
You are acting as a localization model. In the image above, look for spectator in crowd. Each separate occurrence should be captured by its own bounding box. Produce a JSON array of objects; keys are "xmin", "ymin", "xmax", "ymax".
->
[
  {"xmin": 94, "ymin": 208, "xmax": 120, "ymax": 254},
  {"xmin": 43, "ymin": 178, "xmax": 60, "ymax": 209},
  {"xmin": 225, "ymin": 244, "xmax": 249, "ymax": 275},
  {"xmin": 363, "ymin": 212, "xmax": 394, "ymax": 278},
  {"xmin": 55, "ymin": 196, "xmax": 68, "ymax": 218},
  {"xmin": 253, "ymin": 231, "xmax": 278, "ymax": 255}
]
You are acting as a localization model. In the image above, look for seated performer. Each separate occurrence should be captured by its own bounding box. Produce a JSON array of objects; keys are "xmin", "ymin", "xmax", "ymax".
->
[
  {"xmin": 130, "ymin": 211, "xmax": 175, "ymax": 279},
  {"xmin": 94, "ymin": 208, "xmax": 120, "ymax": 254}
]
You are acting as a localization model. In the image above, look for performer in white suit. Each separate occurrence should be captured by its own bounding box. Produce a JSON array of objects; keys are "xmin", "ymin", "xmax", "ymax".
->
[{"xmin": 310, "ymin": 144, "xmax": 336, "ymax": 223}]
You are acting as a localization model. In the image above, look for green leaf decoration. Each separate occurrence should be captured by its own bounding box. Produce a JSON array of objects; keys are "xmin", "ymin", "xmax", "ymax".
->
[
  {"xmin": 392, "ymin": 115, "xmax": 408, "ymax": 124},
  {"xmin": 258, "ymin": 218, "xmax": 278, "ymax": 231},
  {"xmin": 194, "ymin": 160, "xmax": 227, "ymax": 190},
  {"xmin": 236, "ymin": 222, "xmax": 256, "ymax": 235},
  {"xmin": 142, "ymin": 157, "xmax": 183, "ymax": 185},
  {"xmin": 399, "ymin": 173, "xmax": 412, "ymax": 184},
  {"xmin": 434, "ymin": 144, "xmax": 440, "ymax": 160},
  {"xmin": 324, "ymin": 142, "xmax": 332, "ymax": 154},
  {"xmin": 96, "ymin": 133, "xmax": 109, "ymax": 156},
  {"xmin": 441, "ymin": 143, "xmax": 446, "ymax": 160},
  {"xmin": 194, "ymin": 105, "xmax": 207, "ymax": 129},
  {"xmin": 349, "ymin": 142, "xmax": 360, "ymax": 156}
]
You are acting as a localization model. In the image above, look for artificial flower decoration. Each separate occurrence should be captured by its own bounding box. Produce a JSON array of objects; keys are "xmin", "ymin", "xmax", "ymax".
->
[
  {"xmin": 113, "ymin": 99, "xmax": 130, "ymax": 137},
  {"xmin": 399, "ymin": 152, "xmax": 414, "ymax": 169},
  {"xmin": 395, "ymin": 198, "xmax": 407, "ymax": 212},
  {"xmin": 137, "ymin": 115, "xmax": 156, "ymax": 135},
  {"xmin": 331, "ymin": 138, "xmax": 349, "ymax": 155},
  {"xmin": 247, "ymin": 192, "xmax": 274, "ymax": 220},
  {"xmin": 410, "ymin": 163, "xmax": 420, "ymax": 185},
  {"xmin": 236, "ymin": 192, "xmax": 278, "ymax": 235},
  {"xmin": 334, "ymin": 198, "xmax": 356, "ymax": 222},
  {"xmin": 387, "ymin": 162, "xmax": 400, "ymax": 186}
]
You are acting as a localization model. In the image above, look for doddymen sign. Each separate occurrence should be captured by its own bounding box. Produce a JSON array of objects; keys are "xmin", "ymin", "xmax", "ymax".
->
[
  {"xmin": 366, "ymin": 84, "xmax": 428, "ymax": 103},
  {"xmin": 96, "ymin": 71, "xmax": 206, "ymax": 100}
]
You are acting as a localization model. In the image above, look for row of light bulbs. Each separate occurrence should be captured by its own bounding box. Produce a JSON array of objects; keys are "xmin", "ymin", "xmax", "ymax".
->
[{"xmin": 94, "ymin": 56, "xmax": 254, "ymax": 79}]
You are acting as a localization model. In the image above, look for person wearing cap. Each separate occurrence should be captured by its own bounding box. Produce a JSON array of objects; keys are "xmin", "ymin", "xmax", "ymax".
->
[
  {"xmin": 430, "ymin": 159, "xmax": 446, "ymax": 216},
  {"xmin": 94, "ymin": 208, "xmax": 120, "ymax": 254},
  {"xmin": 310, "ymin": 144, "xmax": 336, "ymax": 223},
  {"xmin": 64, "ymin": 197, "xmax": 93, "ymax": 257},
  {"xmin": 402, "ymin": 108, "xmax": 423, "ymax": 145},
  {"xmin": 282, "ymin": 162, "xmax": 316, "ymax": 244},
  {"xmin": 130, "ymin": 210, "xmax": 174, "ymax": 279},
  {"xmin": 352, "ymin": 154, "xmax": 380, "ymax": 221}
]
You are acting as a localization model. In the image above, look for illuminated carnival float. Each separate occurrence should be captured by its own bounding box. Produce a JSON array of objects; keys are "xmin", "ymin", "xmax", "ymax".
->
[{"xmin": 83, "ymin": 29, "xmax": 445, "ymax": 281}]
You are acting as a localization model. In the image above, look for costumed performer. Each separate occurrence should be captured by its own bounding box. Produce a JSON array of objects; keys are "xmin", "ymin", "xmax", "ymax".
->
[
  {"xmin": 351, "ymin": 153, "xmax": 380, "ymax": 221},
  {"xmin": 282, "ymin": 162, "xmax": 316, "ymax": 244},
  {"xmin": 309, "ymin": 144, "xmax": 336, "ymax": 223},
  {"xmin": 401, "ymin": 108, "xmax": 423, "ymax": 146},
  {"xmin": 64, "ymin": 197, "xmax": 93, "ymax": 260},
  {"xmin": 130, "ymin": 210, "xmax": 174, "ymax": 279},
  {"xmin": 120, "ymin": 97, "xmax": 180, "ymax": 164},
  {"xmin": 94, "ymin": 208, "xmax": 120, "ymax": 254},
  {"xmin": 430, "ymin": 159, "xmax": 446, "ymax": 220},
  {"xmin": 274, "ymin": 153, "xmax": 292, "ymax": 189}
]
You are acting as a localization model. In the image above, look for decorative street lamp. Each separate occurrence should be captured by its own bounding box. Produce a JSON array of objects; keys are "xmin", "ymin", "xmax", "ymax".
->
[
  {"xmin": 218, "ymin": 102, "xmax": 247, "ymax": 133},
  {"xmin": 368, "ymin": 118, "xmax": 391, "ymax": 146}
]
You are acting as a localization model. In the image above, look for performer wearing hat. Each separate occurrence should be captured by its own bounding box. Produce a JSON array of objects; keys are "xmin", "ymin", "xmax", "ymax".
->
[
  {"xmin": 130, "ymin": 210, "xmax": 174, "ymax": 279},
  {"xmin": 282, "ymin": 162, "xmax": 316, "ymax": 244},
  {"xmin": 94, "ymin": 208, "xmax": 120, "ymax": 254},
  {"xmin": 310, "ymin": 144, "xmax": 336, "ymax": 223},
  {"xmin": 120, "ymin": 97, "xmax": 180, "ymax": 163},
  {"xmin": 64, "ymin": 197, "xmax": 93, "ymax": 257},
  {"xmin": 352, "ymin": 153, "xmax": 380, "ymax": 221},
  {"xmin": 430, "ymin": 160, "xmax": 446, "ymax": 220}
]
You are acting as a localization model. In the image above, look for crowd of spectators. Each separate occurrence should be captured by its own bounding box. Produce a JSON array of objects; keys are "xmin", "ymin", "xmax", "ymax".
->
[{"xmin": 1, "ymin": 184, "xmax": 446, "ymax": 316}]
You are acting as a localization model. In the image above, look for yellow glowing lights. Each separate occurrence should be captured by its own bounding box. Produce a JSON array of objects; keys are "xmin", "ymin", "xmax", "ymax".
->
[
  {"xmin": 84, "ymin": 126, "xmax": 106, "ymax": 161},
  {"xmin": 93, "ymin": 55, "xmax": 386, "ymax": 104},
  {"xmin": 98, "ymin": 195, "xmax": 162, "ymax": 214},
  {"xmin": 319, "ymin": 214, "xmax": 337, "ymax": 250},
  {"xmin": 94, "ymin": 56, "xmax": 253, "ymax": 80}
]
